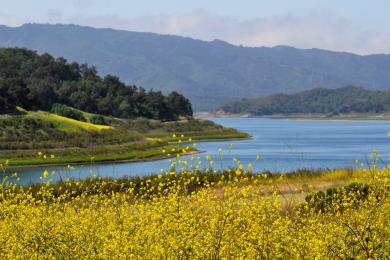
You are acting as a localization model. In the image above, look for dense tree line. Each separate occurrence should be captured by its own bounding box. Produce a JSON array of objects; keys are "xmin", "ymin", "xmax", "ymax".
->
[
  {"xmin": 0, "ymin": 48, "xmax": 192, "ymax": 120},
  {"xmin": 220, "ymin": 86, "xmax": 390, "ymax": 115}
]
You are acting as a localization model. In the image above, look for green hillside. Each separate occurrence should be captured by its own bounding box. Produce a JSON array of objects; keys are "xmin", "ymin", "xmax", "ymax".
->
[
  {"xmin": 0, "ymin": 47, "xmax": 192, "ymax": 121},
  {"xmin": 0, "ymin": 108, "xmax": 248, "ymax": 166},
  {"xmin": 219, "ymin": 86, "xmax": 390, "ymax": 116}
]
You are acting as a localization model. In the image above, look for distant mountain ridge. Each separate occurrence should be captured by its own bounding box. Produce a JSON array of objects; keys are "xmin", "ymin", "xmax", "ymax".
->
[
  {"xmin": 1, "ymin": 23, "xmax": 390, "ymax": 111},
  {"xmin": 218, "ymin": 86, "xmax": 390, "ymax": 116}
]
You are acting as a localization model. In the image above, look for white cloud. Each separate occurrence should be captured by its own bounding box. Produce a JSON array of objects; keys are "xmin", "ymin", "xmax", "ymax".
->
[{"xmin": 0, "ymin": 12, "xmax": 25, "ymax": 27}]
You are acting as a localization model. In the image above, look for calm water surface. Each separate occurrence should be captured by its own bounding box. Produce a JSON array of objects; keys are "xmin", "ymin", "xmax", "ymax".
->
[{"xmin": 8, "ymin": 118, "xmax": 390, "ymax": 184}]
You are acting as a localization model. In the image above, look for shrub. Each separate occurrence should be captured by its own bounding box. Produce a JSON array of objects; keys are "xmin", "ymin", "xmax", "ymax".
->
[
  {"xmin": 51, "ymin": 103, "xmax": 86, "ymax": 121},
  {"xmin": 90, "ymin": 115, "xmax": 106, "ymax": 125},
  {"xmin": 301, "ymin": 182, "xmax": 375, "ymax": 213}
]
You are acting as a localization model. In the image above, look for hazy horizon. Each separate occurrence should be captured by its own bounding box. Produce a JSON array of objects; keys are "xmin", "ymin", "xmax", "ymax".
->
[{"xmin": 1, "ymin": 0, "xmax": 390, "ymax": 55}]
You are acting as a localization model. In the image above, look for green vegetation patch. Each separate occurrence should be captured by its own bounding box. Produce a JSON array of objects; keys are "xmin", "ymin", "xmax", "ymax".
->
[
  {"xmin": 220, "ymin": 86, "xmax": 390, "ymax": 116},
  {"xmin": 0, "ymin": 47, "xmax": 192, "ymax": 121}
]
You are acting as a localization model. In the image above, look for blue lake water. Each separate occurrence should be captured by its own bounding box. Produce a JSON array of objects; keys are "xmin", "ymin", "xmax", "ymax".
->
[{"xmin": 6, "ymin": 118, "xmax": 390, "ymax": 184}]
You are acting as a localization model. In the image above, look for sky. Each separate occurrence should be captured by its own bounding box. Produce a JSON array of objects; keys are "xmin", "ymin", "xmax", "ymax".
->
[{"xmin": 0, "ymin": 0, "xmax": 390, "ymax": 54}]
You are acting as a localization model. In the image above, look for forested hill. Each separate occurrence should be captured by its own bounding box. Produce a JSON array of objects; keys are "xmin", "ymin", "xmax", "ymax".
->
[
  {"xmin": 0, "ymin": 48, "xmax": 192, "ymax": 120},
  {"xmin": 2, "ymin": 24, "xmax": 390, "ymax": 111},
  {"xmin": 219, "ymin": 86, "xmax": 390, "ymax": 116}
]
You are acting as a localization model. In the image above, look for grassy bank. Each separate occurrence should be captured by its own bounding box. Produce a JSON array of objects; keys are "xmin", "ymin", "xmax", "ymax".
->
[
  {"xmin": 3, "ymin": 143, "xmax": 190, "ymax": 167},
  {"xmin": 0, "ymin": 110, "xmax": 249, "ymax": 167}
]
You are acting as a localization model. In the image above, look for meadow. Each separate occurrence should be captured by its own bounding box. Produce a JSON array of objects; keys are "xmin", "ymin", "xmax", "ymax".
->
[
  {"xmin": 0, "ymin": 110, "xmax": 248, "ymax": 167},
  {"xmin": 0, "ymin": 140, "xmax": 389, "ymax": 258}
]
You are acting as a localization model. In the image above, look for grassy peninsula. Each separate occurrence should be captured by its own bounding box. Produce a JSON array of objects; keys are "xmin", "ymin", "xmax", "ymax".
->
[
  {"xmin": 0, "ymin": 108, "xmax": 248, "ymax": 167},
  {"xmin": 0, "ymin": 48, "xmax": 248, "ymax": 167}
]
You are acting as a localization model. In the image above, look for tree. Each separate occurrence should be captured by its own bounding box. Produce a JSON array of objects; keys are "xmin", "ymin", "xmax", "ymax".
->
[
  {"xmin": 167, "ymin": 91, "xmax": 193, "ymax": 117},
  {"xmin": 26, "ymin": 77, "xmax": 57, "ymax": 110}
]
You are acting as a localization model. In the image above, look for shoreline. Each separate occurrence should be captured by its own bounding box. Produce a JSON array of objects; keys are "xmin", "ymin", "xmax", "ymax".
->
[
  {"xmin": 170, "ymin": 136, "xmax": 252, "ymax": 144},
  {"xmin": 8, "ymin": 150, "xmax": 205, "ymax": 170},
  {"xmin": 6, "ymin": 136, "xmax": 252, "ymax": 170},
  {"xmin": 197, "ymin": 112, "xmax": 390, "ymax": 121}
]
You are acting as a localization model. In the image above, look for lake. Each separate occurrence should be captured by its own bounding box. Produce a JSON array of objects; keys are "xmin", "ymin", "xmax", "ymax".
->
[{"xmin": 6, "ymin": 118, "xmax": 390, "ymax": 184}]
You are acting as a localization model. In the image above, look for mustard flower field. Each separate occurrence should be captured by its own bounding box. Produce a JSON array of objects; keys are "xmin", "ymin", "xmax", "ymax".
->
[{"xmin": 0, "ymin": 138, "xmax": 389, "ymax": 259}]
